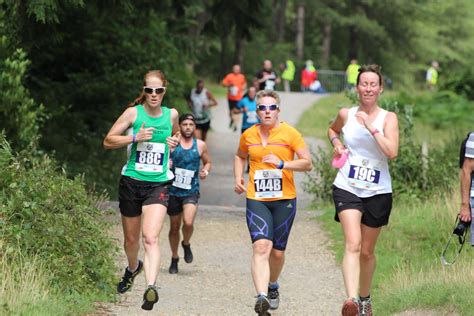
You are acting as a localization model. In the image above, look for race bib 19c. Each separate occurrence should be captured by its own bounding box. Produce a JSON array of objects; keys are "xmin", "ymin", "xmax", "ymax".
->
[
  {"xmin": 347, "ymin": 156, "xmax": 382, "ymax": 190},
  {"xmin": 254, "ymin": 169, "xmax": 283, "ymax": 198},
  {"xmin": 135, "ymin": 142, "xmax": 165, "ymax": 172},
  {"xmin": 173, "ymin": 167, "xmax": 195, "ymax": 190}
]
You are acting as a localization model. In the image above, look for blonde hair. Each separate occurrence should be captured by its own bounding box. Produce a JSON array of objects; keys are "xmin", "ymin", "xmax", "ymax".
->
[{"xmin": 256, "ymin": 90, "xmax": 281, "ymax": 106}]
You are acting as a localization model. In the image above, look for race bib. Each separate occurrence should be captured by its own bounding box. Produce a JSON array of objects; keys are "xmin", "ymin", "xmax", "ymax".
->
[
  {"xmin": 135, "ymin": 142, "xmax": 165, "ymax": 172},
  {"xmin": 254, "ymin": 169, "xmax": 283, "ymax": 198},
  {"xmin": 246, "ymin": 111, "xmax": 258, "ymax": 124},
  {"xmin": 264, "ymin": 80, "xmax": 276, "ymax": 90},
  {"xmin": 230, "ymin": 86, "xmax": 238, "ymax": 96},
  {"xmin": 347, "ymin": 156, "xmax": 382, "ymax": 190},
  {"xmin": 172, "ymin": 167, "xmax": 195, "ymax": 190}
]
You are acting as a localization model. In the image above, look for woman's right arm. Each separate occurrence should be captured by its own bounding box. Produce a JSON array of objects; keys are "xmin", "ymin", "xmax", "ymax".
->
[
  {"xmin": 328, "ymin": 108, "xmax": 348, "ymax": 155},
  {"xmin": 103, "ymin": 108, "xmax": 137, "ymax": 150}
]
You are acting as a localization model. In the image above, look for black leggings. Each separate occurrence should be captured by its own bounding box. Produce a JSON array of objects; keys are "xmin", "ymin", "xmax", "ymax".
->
[{"xmin": 246, "ymin": 198, "xmax": 297, "ymax": 250}]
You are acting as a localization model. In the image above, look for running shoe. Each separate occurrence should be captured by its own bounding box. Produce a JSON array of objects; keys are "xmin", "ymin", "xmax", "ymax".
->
[
  {"xmin": 254, "ymin": 294, "xmax": 270, "ymax": 315},
  {"xmin": 341, "ymin": 297, "xmax": 359, "ymax": 316},
  {"xmin": 182, "ymin": 241, "xmax": 193, "ymax": 263},
  {"xmin": 359, "ymin": 297, "xmax": 372, "ymax": 316},
  {"xmin": 141, "ymin": 285, "xmax": 159, "ymax": 311},
  {"xmin": 117, "ymin": 259, "xmax": 143, "ymax": 294},
  {"xmin": 268, "ymin": 287, "xmax": 280, "ymax": 310},
  {"xmin": 169, "ymin": 257, "xmax": 179, "ymax": 274}
]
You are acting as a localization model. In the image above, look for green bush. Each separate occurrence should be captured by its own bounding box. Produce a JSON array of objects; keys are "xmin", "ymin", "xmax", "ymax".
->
[{"xmin": 0, "ymin": 135, "xmax": 116, "ymax": 298}]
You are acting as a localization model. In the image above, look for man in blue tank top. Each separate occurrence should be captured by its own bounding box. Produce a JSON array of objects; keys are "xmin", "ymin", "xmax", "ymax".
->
[{"xmin": 167, "ymin": 113, "xmax": 212, "ymax": 274}]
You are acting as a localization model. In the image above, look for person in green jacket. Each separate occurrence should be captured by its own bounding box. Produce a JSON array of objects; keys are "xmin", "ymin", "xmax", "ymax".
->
[
  {"xmin": 426, "ymin": 61, "xmax": 439, "ymax": 91},
  {"xmin": 280, "ymin": 59, "xmax": 295, "ymax": 92},
  {"xmin": 103, "ymin": 69, "xmax": 180, "ymax": 311},
  {"xmin": 346, "ymin": 59, "xmax": 360, "ymax": 90}
]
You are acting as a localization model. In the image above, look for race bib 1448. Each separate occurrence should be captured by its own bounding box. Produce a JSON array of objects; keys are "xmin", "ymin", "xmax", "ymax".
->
[
  {"xmin": 135, "ymin": 142, "xmax": 165, "ymax": 172},
  {"xmin": 254, "ymin": 169, "xmax": 283, "ymax": 198}
]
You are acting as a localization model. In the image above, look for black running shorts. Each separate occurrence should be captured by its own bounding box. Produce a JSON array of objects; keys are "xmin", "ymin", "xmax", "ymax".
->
[
  {"xmin": 332, "ymin": 185, "xmax": 392, "ymax": 228},
  {"xmin": 167, "ymin": 194, "xmax": 200, "ymax": 216},
  {"xmin": 246, "ymin": 198, "xmax": 297, "ymax": 251},
  {"xmin": 228, "ymin": 99, "xmax": 239, "ymax": 111},
  {"xmin": 196, "ymin": 121, "xmax": 210, "ymax": 132},
  {"xmin": 118, "ymin": 176, "xmax": 171, "ymax": 217}
]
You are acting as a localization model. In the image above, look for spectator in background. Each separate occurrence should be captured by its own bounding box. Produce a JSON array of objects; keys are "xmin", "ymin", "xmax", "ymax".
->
[
  {"xmin": 222, "ymin": 64, "xmax": 247, "ymax": 131},
  {"xmin": 426, "ymin": 61, "xmax": 439, "ymax": 91},
  {"xmin": 279, "ymin": 59, "xmax": 296, "ymax": 92},
  {"xmin": 187, "ymin": 79, "xmax": 218, "ymax": 141},
  {"xmin": 300, "ymin": 60, "xmax": 317, "ymax": 92},
  {"xmin": 346, "ymin": 59, "xmax": 360, "ymax": 90},
  {"xmin": 255, "ymin": 60, "xmax": 280, "ymax": 91},
  {"xmin": 237, "ymin": 86, "xmax": 259, "ymax": 173}
]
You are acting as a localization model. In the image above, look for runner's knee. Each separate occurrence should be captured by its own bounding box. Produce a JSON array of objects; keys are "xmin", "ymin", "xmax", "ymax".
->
[{"xmin": 253, "ymin": 240, "xmax": 273, "ymax": 256}]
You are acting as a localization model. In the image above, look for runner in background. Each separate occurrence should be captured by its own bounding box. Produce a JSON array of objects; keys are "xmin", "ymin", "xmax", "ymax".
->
[
  {"xmin": 103, "ymin": 70, "xmax": 180, "ymax": 311},
  {"xmin": 187, "ymin": 79, "xmax": 218, "ymax": 141},
  {"xmin": 222, "ymin": 64, "xmax": 247, "ymax": 131},
  {"xmin": 234, "ymin": 90, "xmax": 312, "ymax": 315},
  {"xmin": 328, "ymin": 64, "xmax": 399, "ymax": 316},
  {"xmin": 255, "ymin": 60, "xmax": 280, "ymax": 91},
  {"xmin": 167, "ymin": 113, "xmax": 211, "ymax": 274},
  {"xmin": 237, "ymin": 86, "xmax": 260, "ymax": 173}
]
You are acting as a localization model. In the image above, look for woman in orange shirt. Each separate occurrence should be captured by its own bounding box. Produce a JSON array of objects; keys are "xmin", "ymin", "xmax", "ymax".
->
[{"xmin": 234, "ymin": 90, "xmax": 312, "ymax": 315}]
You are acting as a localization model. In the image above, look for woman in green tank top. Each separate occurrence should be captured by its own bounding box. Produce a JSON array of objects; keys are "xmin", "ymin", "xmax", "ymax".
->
[{"xmin": 103, "ymin": 70, "xmax": 180, "ymax": 310}]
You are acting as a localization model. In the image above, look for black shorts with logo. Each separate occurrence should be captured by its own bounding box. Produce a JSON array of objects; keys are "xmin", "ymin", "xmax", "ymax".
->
[
  {"xmin": 332, "ymin": 185, "xmax": 392, "ymax": 228},
  {"xmin": 167, "ymin": 194, "xmax": 200, "ymax": 216},
  {"xmin": 118, "ymin": 176, "xmax": 171, "ymax": 217}
]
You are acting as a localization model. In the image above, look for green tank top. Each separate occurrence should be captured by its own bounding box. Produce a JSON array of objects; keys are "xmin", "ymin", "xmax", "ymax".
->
[{"xmin": 123, "ymin": 104, "xmax": 174, "ymax": 182}]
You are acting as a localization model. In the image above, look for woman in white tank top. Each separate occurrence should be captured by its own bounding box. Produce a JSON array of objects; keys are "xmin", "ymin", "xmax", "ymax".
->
[{"xmin": 327, "ymin": 65, "xmax": 399, "ymax": 316}]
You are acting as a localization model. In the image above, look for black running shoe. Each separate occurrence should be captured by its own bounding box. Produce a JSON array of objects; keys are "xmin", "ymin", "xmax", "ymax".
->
[
  {"xmin": 182, "ymin": 241, "xmax": 193, "ymax": 263},
  {"xmin": 169, "ymin": 257, "xmax": 179, "ymax": 274},
  {"xmin": 268, "ymin": 287, "xmax": 280, "ymax": 310},
  {"xmin": 254, "ymin": 294, "xmax": 270, "ymax": 315},
  {"xmin": 117, "ymin": 260, "xmax": 143, "ymax": 294},
  {"xmin": 141, "ymin": 285, "xmax": 159, "ymax": 311}
]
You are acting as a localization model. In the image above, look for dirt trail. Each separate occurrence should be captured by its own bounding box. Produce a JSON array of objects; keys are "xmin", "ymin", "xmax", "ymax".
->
[{"xmin": 97, "ymin": 92, "xmax": 346, "ymax": 315}]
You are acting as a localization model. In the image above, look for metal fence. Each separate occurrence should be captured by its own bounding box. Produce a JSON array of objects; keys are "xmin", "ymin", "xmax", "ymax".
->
[{"xmin": 317, "ymin": 69, "xmax": 346, "ymax": 92}]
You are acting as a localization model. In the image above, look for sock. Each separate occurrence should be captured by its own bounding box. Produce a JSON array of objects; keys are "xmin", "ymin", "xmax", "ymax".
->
[
  {"xmin": 269, "ymin": 281, "xmax": 279, "ymax": 290},
  {"xmin": 127, "ymin": 262, "xmax": 139, "ymax": 273},
  {"xmin": 258, "ymin": 292, "xmax": 267, "ymax": 298},
  {"xmin": 360, "ymin": 295, "xmax": 370, "ymax": 301}
]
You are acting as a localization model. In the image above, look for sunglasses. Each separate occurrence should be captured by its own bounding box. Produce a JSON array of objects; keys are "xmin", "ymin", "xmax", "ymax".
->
[
  {"xmin": 143, "ymin": 87, "xmax": 166, "ymax": 94},
  {"xmin": 257, "ymin": 104, "xmax": 279, "ymax": 111}
]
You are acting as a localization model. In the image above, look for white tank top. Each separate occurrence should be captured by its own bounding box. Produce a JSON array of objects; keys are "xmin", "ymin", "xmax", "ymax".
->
[{"xmin": 333, "ymin": 107, "xmax": 392, "ymax": 197}]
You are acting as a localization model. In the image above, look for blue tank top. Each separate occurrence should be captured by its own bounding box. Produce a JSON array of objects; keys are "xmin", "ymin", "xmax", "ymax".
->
[{"xmin": 169, "ymin": 138, "xmax": 201, "ymax": 196}]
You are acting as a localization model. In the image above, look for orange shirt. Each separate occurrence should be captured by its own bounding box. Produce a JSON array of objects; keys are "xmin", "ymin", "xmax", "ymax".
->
[
  {"xmin": 221, "ymin": 73, "xmax": 246, "ymax": 101},
  {"xmin": 238, "ymin": 123, "xmax": 307, "ymax": 201}
]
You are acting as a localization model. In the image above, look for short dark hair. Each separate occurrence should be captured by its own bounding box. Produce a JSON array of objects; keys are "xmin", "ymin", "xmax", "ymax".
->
[
  {"xmin": 179, "ymin": 113, "xmax": 196, "ymax": 124},
  {"xmin": 357, "ymin": 64, "xmax": 383, "ymax": 86}
]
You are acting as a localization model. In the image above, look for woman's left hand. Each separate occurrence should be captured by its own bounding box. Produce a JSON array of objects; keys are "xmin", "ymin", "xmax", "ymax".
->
[
  {"xmin": 167, "ymin": 131, "xmax": 181, "ymax": 149},
  {"xmin": 262, "ymin": 153, "xmax": 281, "ymax": 167}
]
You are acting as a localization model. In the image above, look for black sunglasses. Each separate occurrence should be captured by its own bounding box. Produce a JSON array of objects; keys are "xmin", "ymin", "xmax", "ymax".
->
[
  {"xmin": 143, "ymin": 87, "xmax": 166, "ymax": 94},
  {"xmin": 257, "ymin": 104, "xmax": 279, "ymax": 111}
]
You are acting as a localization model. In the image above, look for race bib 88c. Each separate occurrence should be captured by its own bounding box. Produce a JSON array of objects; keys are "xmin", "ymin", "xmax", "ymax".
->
[
  {"xmin": 254, "ymin": 169, "xmax": 283, "ymax": 198},
  {"xmin": 347, "ymin": 156, "xmax": 382, "ymax": 190},
  {"xmin": 135, "ymin": 142, "xmax": 165, "ymax": 172},
  {"xmin": 172, "ymin": 168, "xmax": 195, "ymax": 190}
]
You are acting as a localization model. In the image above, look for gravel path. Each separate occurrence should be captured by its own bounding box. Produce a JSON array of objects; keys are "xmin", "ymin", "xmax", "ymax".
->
[{"xmin": 96, "ymin": 92, "xmax": 346, "ymax": 315}]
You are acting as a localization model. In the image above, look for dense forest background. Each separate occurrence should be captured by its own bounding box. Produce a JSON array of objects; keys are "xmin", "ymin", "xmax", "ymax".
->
[{"xmin": 1, "ymin": 0, "xmax": 474, "ymax": 194}]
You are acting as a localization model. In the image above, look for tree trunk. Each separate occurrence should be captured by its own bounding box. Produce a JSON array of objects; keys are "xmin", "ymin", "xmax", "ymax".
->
[
  {"xmin": 234, "ymin": 36, "xmax": 246, "ymax": 66},
  {"xmin": 295, "ymin": 3, "xmax": 305, "ymax": 61},
  {"xmin": 348, "ymin": 25, "xmax": 358, "ymax": 61},
  {"xmin": 219, "ymin": 35, "xmax": 228, "ymax": 80},
  {"xmin": 276, "ymin": 0, "xmax": 287, "ymax": 42},
  {"xmin": 321, "ymin": 23, "xmax": 332, "ymax": 68}
]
